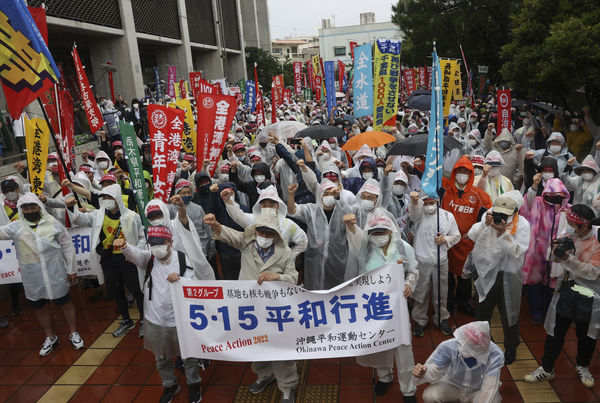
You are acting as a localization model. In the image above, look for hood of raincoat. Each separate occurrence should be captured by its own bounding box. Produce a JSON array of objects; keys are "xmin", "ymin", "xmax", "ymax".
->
[
  {"xmin": 454, "ymin": 321, "xmax": 492, "ymax": 364},
  {"xmin": 246, "ymin": 208, "xmax": 285, "ymax": 244},
  {"xmin": 143, "ymin": 170, "xmax": 154, "ymax": 199},
  {"xmin": 99, "ymin": 184, "xmax": 127, "ymax": 214},
  {"xmin": 95, "ymin": 150, "xmax": 113, "ymax": 165},
  {"xmin": 250, "ymin": 162, "xmax": 272, "ymax": 180},
  {"xmin": 546, "ymin": 132, "xmax": 568, "ymax": 154},
  {"xmin": 317, "ymin": 178, "xmax": 338, "ymax": 209},
  {"xmin": 17, "ymin": 192, "xmax": 50, "ymax": 220},
  {"xmin": 252, "ymin": 185, "xmax": 287, "ymax": 217},
  {"xmin": 574, "ymin": 155, "xmax": 600, "ymax": 175},
  {"xmin": 72, "ymin": 171, "xmax": 92, "ymax": 192},
  {"xmin": 194, "ymin": 171, "xmax": 211, "ymax": 189},
  {"xmin": 144, "ymin": 199, "xmax": 170, "ymax": 226},
  {"xmin": 356, "ymin": 179, "xmax": 382, "ymax": 209},
  {"xmin": 484, "ymin": 150, "xmax": 505, "ymax": 166},
  {"xmin": 468, "ymin": 129, "xmax": 481, "ymax": 141},
  {"xmin": 364, "ymin": 208, "xmax": 398, "ymax": 233},
  {"xmin": 493, "ymin": 128, "xmax": 515, "ymax": 146},
  {"xmin": 393, "ymin": 170, "xmax": 409, "ymax": 185},
  {"xmin": 450, "ymin": 155, "xmax": 475, "ymax": 191},
  {"xmin": 352, "ymin": 144, "xmax": 374, "ymax": 165},
  {"xmin": 541, "ymin": 178, "xmax": 570, "ymax": 207},
  {"xmin": 358, "ymin": 157, "xmax": 379, "ymax": 181},
  {"xmin": 317, "ymin": 140, "xmax": 332, "ymax": 154}
]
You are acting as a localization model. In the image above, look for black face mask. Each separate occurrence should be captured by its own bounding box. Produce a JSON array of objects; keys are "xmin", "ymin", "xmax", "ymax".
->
[
  {"xmin": 259, "ymin": 142, "xmax": 268, "ymax": 148},
  {"xmin": 544, "ymin": 195, "xmax": 564, "ymax": 205},
  {"xmin": 23, "ymin": 211, "xmax": 41, "ymax": 223},
  {"xmin": 198, "ymin": 183, "xmax": 210, "ymax": 192}
]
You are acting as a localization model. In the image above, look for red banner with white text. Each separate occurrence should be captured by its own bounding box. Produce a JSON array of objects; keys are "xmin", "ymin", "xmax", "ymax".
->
[
  {"xmin": 497, "ymin": 89, "xmax": 512, "ymax": 134},
  {"xmin": 338, "ymin": 60, "xmax": 345, "ymax": 92},
  {"xmin": 72, "ymin": 47, "xmax": 103, "ymax": 133},
  {"xmin": 271, "ymin": 74, "xmax": 284, "ymax": 123},
  {"xmin": 293, "ymin": 62, "xmax": 302, "ymax": 94},
  {"xmin": 418, "ymin": 66, "xmax": 426, "ymax": 88},
  {"xmin": 314, "ymin": 76, "xmax": 322, "ymax": 102},
  {"xmin": 189, "ymin": 72, "xmax": 202, "ymax": 99},
  {"xmin": 403, "ymin": 69, "xmax": 417, "ymax": 96}
]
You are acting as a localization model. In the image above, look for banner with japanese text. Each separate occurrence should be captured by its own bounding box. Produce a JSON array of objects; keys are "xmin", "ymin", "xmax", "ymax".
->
[
  {"xmin": 196, "ymin": 94, "xmax": 237, "ymax": 176},
  {"xmin": 245, "ymin": 80, "xmax": 256, "ymax": 112},
  {"xmin": 255, "ymin": 90, "xmax": 265, "ymax": 128},
  {"xmin": 271, "ymin": 74, "xmax": 284, "ymax": 123},
  {"xmin": 172, "ymin": 99, "xmax": 196, "ymax": 154},
  {"xmin": 427, "ymin": 66, "xmax": 432, "ymax": 91},
  {"xmin": 189, "ymin": 72, "xmax": 202, "ymax": 99},
  {"xmin": 229, "ymin": 86, "xmax": 242, "ymax": 104},
  {"xmin": 306, "ymin": 61, "xmax": 314, "ymax": 92},
  {"xmin": 0, "ymin": 227, "xmax": 94, "ymax": 284},
  {"xmin": 24, "ymin": 117, "xmax": 49, "ymax": 195},
  {"xmin": 282, "ymin": 88, "xmax": 291, "ymax": 104},
  {"xmin": 497, "ymin": 89, "xmax": 512, "ymax": 134},
  {"xmin": 452, "ymin": 62, "xmax": 462, "ymax": 101},
  {"xmin": 167, "ymin": 65, "xmax": 176, "ymax": 98},
  {"xmin": 337, "ymin": 60, "xmax": 345, "ymax": 92},
  {"xmin": 440, "ymin": 59, "xmax": 457, "ymax": 117},
  {"xmin": 353, "ymin": 43, "xmax": 373, "ymax": 118},
  {"xmin": 58, "ymin": 88, "xmax": 76, "ymax": 170},
  {"xmin": 349, "ymin": 41, "xmax": 358, "ymax": 60},
  {"xmin": 293, "ymin": 62, "xmax": 302, "ymax": 94},
  {"xmin": 171, "ymin": 264, "xmax": 410, "ymax": 361},
  {"xmin": 324, "ymin": 61, "xmax": 335, "ymax": 117},
  {"xmin": 373, "ymin": 39, "xmax": 401, "ymax": 130},
  {"xmin": 120, "ymin": 120, "xmax": 149, "ymax": 213},
  {"xmin": 72, "ymin": 46, "xmax": 103, "ymax": 133},
  {"xmin": 403, "ymin": 69, "xmax": 416, "ymax": 95},
  {"xmin": 418, "ymin": 66, "xmax": 426, "ymax": 88},
  {"xmin": 196, "ymin": 78, "xmax": 220, "ymax": 95},
  {"xmin": 314, "ymin": 76, "xmax": 322, "ymax": 102},
  {"xmin": 154, "ymin": 67, "xmax": 162, "ymax": 100},
  {"xmin": 148, "ymin": 104, "xmax": 184, "ymax": 202}
]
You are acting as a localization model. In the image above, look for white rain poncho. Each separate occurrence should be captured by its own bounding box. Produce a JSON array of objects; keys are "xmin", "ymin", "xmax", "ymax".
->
[
  {"xmin": 301, "ymin": 163, "xmax": 356, "ymax": 206},
  {"xmin": 417, "ymin": 321, "xmax": 504, "ymax": 403},
  {"xmin": 68, "ymin": 184, "xmax": 145, "ymax": 285},
  {"xmin": 467, "ymin": 190, "xmax": 530, "ymax": 327},
  {"xmin": 223, "ymin": 185, "xmax": 307, "ymax": 257},
  {"xmin": 144, "ymin": 199, "xmax": 214, "ymax": 280},
  {"xmin": 561, "ymin": 155, "xmax": 600, "ymax": 213},
  {"xmin": 0, "ymin": 193, "xmax": 75, "ymax": 301},
  {"xmin": 289, "ymin": 179, "xmax": 351, "ymax": 290},
  {"xmin": 533, "ymin": 131, "xmax": 578, "ymax": 175},
  {"xmin": 254, "ymin": 131, "xmax": 277, "ymax": 163},
  {"xmin": 93, "ymin": 150, "xmax": 114, "ymax": 182},
  {"xmin": 381, "ymin": 170, "xmax": 412, "ymax": 233},
  {"xmin": 391, "ymin": 156, "xmax": 421, "ymax": 192},
  {"xmin": 343, "ymin": 145, "xmax": 382, "ymax": 179}
]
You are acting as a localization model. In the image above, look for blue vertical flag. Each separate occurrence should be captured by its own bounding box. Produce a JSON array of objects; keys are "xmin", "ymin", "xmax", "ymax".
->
[
  {"xmin": 154, "ymin": 67, "xmax": 162, "ymax": 100},
  {"xmin": 421, "ymin": 49, "xmax": 445, "ymax": 199},
  {"xmin": 353, "ymin": 44, "xmax": 373, "ymax": 118},
  {"xmin": 245, "ymin": 80, "xmax": 256, "ymax": 112},
  {"xmin": 324, "ymin": 61, "xmax": 335, "ymax": 118}
]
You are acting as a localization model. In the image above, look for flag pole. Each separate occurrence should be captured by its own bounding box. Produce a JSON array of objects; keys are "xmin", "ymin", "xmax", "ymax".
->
[
  {"xmin": 433, "ymin": 42, "xmax": 442, "ymax": 329},
  {"xmin": 36, "ymin": 98, "xmax": 81, "ymax": 208}
]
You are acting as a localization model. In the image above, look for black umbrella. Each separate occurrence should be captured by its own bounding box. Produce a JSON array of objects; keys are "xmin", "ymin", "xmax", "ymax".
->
[
  {"xmin": 387, "ymin": 133, "xmax": 463, "ymax": 156},
  {"xmin": 406, "ymin": 90, "xmax": 431, "ymax": 111},
  {"xmin": 530, "ymin": 101, "xmax": 557, "ymax": 114},
  {"xmin": 295, "ymin": 125, "xmax": 345, "ymax": 140}
]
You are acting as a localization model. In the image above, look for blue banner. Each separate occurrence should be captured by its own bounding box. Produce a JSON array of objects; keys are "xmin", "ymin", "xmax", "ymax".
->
[
  {"xmin": 324, "ymin": 61, "xmax": 335, "ymax": 118},
  {"xmin": 353, "ymin": 44, "xmax": 373, "ymax": 118},
  {"xmin": 421, "ymin": 49, "xmax": 445, "ymax": 199},
  {"xmin": 154, "ymin": 67, "xmax": 162, "ymax": 100},
  {"xmin": 245, "ymin": 80, "xmax": 256, "ymax": 112}
]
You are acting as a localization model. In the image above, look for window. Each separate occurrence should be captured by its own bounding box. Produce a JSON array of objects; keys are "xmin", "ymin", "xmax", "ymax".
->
[
  {"xmin": 334, "ymin": 46, "xmax": 346, "ymax": 56},
  {"xmin": 273, "ymin": 47, "xmax": 282, "ymax": 53},
  {"xmin": 291, "ymin": 46, "xmax": 298, "ymax": 53}
]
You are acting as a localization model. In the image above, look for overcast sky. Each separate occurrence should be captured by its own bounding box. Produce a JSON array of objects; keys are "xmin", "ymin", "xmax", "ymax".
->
[{"xmin": 268, "ymin": 0, "xmax": 398, "ymax": 40}]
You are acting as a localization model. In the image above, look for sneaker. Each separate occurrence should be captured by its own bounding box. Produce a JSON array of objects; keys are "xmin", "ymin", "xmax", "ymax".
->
[
  {"xmin": 159, "ymin": 384, "xmax": 180, "ymax": 403},
  {"xmin": 188, "ymin": 382, "xmax": 202, "ymax": 403},
  {"xmin": 0, "ymin": 316, "xmax": 8, "ymax": 329},
  {"xmin": 10, "ymin": 305, "xmax": 22, "ymax": 316},
  {"xmin": 439, "ymin": 320, "xmax": 453, "ymax": 336},
  {"xmin": 374, "ymin": 380, "xmax": 391, "ymax": 396},
  {"xmin": 69, "ymin": 332, "xmax": 84, "ymax": 350},
  {"xmin": 138, "ymin": 320, "xmax": 144, "ymax": 338},
  {"xmin": 39, "ymin": 335, "xmax": 59, "ymax": 357},
  {"xmin": 280, "ymin": 389, "xmax": 296, "ymax": 403},
  {"xmin": 576, "ymin": 365, "xmax": 595, "ymax": 388},
  {"xmin": 524, "ymin": 366, "xmax": 555, "ymax": 383},
  {"xmin": 504, "ymin": 350, "xmax": 516, "ymax": 366},
  {"xmin": 112, "ymin": 319, "xmax": 135, "ymax": 338},
  {"xmin": 249, "ymin": 375, "xmax": 275, "ymax": 394},
  {"xmin": 412, "ymin": 323, "xmax": 425, "ymax": 337}
]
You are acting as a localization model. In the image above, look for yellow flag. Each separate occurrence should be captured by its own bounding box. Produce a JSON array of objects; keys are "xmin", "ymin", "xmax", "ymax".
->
[
  {"xmin": 440, "ymin": 59, "xmax": 454, "ymax": 117},
  {"xmin": 452, "ymin": 62, "xmax": 462, "ymax": 101},
  {"xmin": 173, "ymin": 99, "xmax": 196, "ymax": 153},
  {"xmin": 174, "ymin": 82, "xmax": 181, "ymax": 101},
  {"xmin": 24, "ymin": 117, "xmax": 50, "ymax": 195}
]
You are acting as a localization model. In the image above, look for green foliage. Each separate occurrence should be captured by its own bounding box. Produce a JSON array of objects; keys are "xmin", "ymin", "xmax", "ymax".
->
[
  {"xmin": 282, "ymin": 60, "xmax": 294, "ymax": 87},
  {"xmin": 245, "ymin": 46, "xmax": 283, "ymax": 90}
]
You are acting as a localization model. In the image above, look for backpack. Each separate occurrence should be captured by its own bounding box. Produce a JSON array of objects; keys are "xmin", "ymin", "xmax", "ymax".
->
[{"xmin": 144, "ymin": 250, "xmax": 192, "ymax": 300}]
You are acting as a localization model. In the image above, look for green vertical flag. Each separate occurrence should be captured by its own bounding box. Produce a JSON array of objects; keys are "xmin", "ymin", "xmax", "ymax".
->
[
  {"xmin": 120, "ymin": 120, "xmax": 149, "ymax": 226},
  {"xmin": 238, "ymin": 78, "xmax": 246, "ymax": 98}
]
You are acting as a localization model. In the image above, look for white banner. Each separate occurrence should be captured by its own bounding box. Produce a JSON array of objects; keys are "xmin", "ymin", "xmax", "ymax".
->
[
  {"xmin": 171, "ymin": 264, "xmax": 410, "ymax": 361},
  {"xmin": 0, "ymin": 227, "xmax": 93, "ymax": 284}
]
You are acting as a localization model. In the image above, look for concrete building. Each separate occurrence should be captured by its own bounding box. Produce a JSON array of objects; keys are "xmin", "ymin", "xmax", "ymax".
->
[
  {"xmin": 2, "ymin": 0, "xmax": 269, "ymax": 106},
  {"xmin": 271, "ymin": 36, "xmax": 319, "ymax": 64},
  {"xmin": 318, "ymin": 12, "xmax": 403, "ymax": 64}
]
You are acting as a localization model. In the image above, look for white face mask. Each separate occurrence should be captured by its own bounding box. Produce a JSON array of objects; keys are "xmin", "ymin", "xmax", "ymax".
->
[
  {"xmin": 4, "ymin": 192, "xmax": 18, "ymax": 201},
  {"xmin": 322, "ymin": 195, "xmax": 335, "ymax": 207},
  {"xmin": 149, "ymin": 218, "xmax": 163, "ymax": 226},
  {"xmin": 456, "ymin": 173, "xmax": 470, "ymax": 185},
  {"xmin": 101, "ymin": 198, "xmax": 116, "ymax": 211},
  {"xmin": 582, "ymin": 172, "xmax": 594, "ymax": 182},
  {"xmin": 219, "ymin": 174, "xmax": 229, "ymax": 182},
  {"xmin": 322, "ymin": 152, "xmax": 331, "ymax": 160},
  {"xmin": 98, "ymin": 161, "xmax": 109, "ymax": 170},
  {"xmin": 254, "ymin": 175, "xmax": 266, "ymax": 183},
  {"xmin": 423, "ymin": 205, "xmax": 437, "ymax": 215},
  {"xmin": 360, "ymin": 199, "xmax": 375, "ymax": 210},
  {"xmin": 565, "ymin": 224, "xmax": 576, "ymax": 235},
  {"xmin": 468, "ymin": 139, "xmax": 478, "ymax": 147},
  {"xmin": 392, "ymin": 184, "xmax": 406, "ymax": 196},
  {"xmin": 115, "ymin": 149, "xmax": 124, "ymax": 157},
  {"xmin": 370, "ymin": 234, "xmax": 390, "ymax": 247},
  {"xmin": 150, "ymin": 244, "xmax": 169, "ymax": 259},
  {"xmin": 474, "ymin": 167, "xmax": 483, "ymax": 177},
  {"xmin": 488, "ymin": 167, "xmax": 501, "ymax": 178},
  {"xmin": 47, "ymin": 162, "xmax": 57, "ymax": 171},
  {"xmin": 542, "ymin": 172, "xmax": 554, "ymax": 181},
  {"xmin": 570, "ymin": 124, "xmax": 579, "ymax": 132},
  {"xmin": 132, "ymin": 103, "xmax": 139, "ymax": 110},
  {"xmin": 362, "ymin": 172, "xmax": 374, "ymax": 181},
  {"xmin": 256, "ymin": 235, "xmax": 274, "ymax": 249},
  {"xmin": 549, "ymin": 144, "xmax": 562, "ymax": 154}
]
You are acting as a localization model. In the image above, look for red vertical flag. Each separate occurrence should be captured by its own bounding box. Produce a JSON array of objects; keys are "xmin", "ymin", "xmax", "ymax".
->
[
  {"xmin": 293, "ymin": 62, "xmax": 302, "ymax": 94},
  {"xmin": 189, "ymin": 72, "xmax": 202, "ymax": 99},
  {"xmin": 271, "ymin": 74, "xmax": 284, "ymax": 123},
  {"xmin": 72, "ymin": 46, "xmax": 104, "ymax": 133},
  {"xmin": 497, "ymin": 89, "xmax": 512, "ymax": 134},
  {"xmin": 314, "ymin": 76, "xmax": 322, "ymax": 102},
  {"xmin": 418, "ymin": 66, "xmax": 426, "ymax": 88},
  {"xmin": 337, "ymin": 60, "xmax": 345, "ymax": 92},
  {"xmin": 148, "ymin": 105, "xmax": 184, "ymax": 202},
  {"xmin": 254, "ymin": 63, "xmax": 266, "ymax": 126},
  {"xmin": 349, "ymin": 41, "xmax": 358, "ymax": 60},
  {"xmin": 195, "ymin": 94, "xmax": 237, "ymax": 175}
]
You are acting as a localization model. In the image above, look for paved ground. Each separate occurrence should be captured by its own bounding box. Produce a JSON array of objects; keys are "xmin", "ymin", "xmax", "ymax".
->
[{"xmin": 0, "ymin": 284, "xmax": 598, "ymax": 402}]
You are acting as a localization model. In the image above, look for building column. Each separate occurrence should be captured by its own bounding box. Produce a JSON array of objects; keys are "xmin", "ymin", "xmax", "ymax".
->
[{"xmin": 176, "ymin": 0, "xmax": 194, "ymax": 75}]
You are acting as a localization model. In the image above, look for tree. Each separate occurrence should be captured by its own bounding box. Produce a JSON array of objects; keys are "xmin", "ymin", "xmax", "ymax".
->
[
  {"xmin": 282, "ymin": 60, "xmax": 294, "ymax": 87},
  {"xmin": 500, "ymin": 0, "xmax": 600, "ymax": 119},
  {"xmin": 245, "ymin": 46, "xmax": 283, "ymax": 91}
]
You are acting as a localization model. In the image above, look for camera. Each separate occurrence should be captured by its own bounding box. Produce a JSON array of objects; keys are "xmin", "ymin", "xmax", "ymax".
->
[
  {"xmin": 553, "ymin": 237, "xmax": 576, "ymax": 259},
  {"xmin": 492, "ymin": 212, "xmax": 508, "ymax": 225},
  {"xmin": 289, "ymin": 138, "xmax": 301, "ymax": 146}
]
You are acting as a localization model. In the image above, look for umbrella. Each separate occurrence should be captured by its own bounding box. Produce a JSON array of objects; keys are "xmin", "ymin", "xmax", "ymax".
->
[
  {"xmin": 259, "ymin": 121, "xmax": 307, "ymax": 139},
  {"xmin": 530, "ymin": 102, "xmax": 557, "ymax": 114},
  {"xmin": 335, "ymin": 92, "xmax": 346, "ymax": 98},
  {"xmin": 295, "ymin": 125, "xmax": 345, "ymax": 140},
  {"xmin": 406, "ymin": 89, "xmax": 431, "ymax": 111},
  {"xmin": 387, "ymin": 133, "xmax": 463, "ymax": 156},
  {"xmin": 342, "ymin": 131, "xmax": 396, "ymax": 151}
]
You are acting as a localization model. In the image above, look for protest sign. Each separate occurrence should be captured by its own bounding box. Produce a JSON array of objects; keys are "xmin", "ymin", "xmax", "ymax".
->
[
  {"xmin": 72, "ymin": 46, "xmax": 103, "ymax": 133},
  {"xmin": 120, "ymin": 120, "xmax": 148, "ymax": 214},
  {"xmin": 196, "ymin": 94, "xmax": 237, "ymax": 176},
  {"xmin": 255, "ymin": 90, "xmax": 265, "ymax": 128},
  {"xmin": 24, "ymin": 117, "xmax": 50, "ymax": 194},
  {"xmin": 440, "ymin": 59, "xmax": 454, "ymax": 117},
  {"xmin": 245, "ymin": 80, "xmax": 256, "ymax": 112},
  {"xmin": 282, "ymin": 88, "xmax": 291, "ymax": 104},
  {"xmin": 373, "ymin": 39, "xmax": 401, "ymax": 130},
  {"xmin": 293, "ymin": 62, "xmax": 302, "ymax": 94},
  {"xmin": 171, "ymin": 264, "xmax": 410, "ymax": 361},
  {"xmin": 314, "ymin": 75, "xmax": 322, "ymax": 102},
  {"xmin": 173, "ymin": 99, "xmax": 196, "ymax": 154},
  {"xmin": 271, "ymin": 74, "xmax": 284, "ymax": 123},
  {"xmin": 452, "ymin": 62, "xmax": 462, "ymax": 101},
  {"xmin": 497, "ymin": 89, "xmax": 512, "ymax": 134},
  {"xmin": 0, "ymin": 227, "xmax": 94, "ymax": 284},
  {"xmin": 148, "ymin": 104, "xmax": 184, "ymax": 202},
  {"xmin": 189, "ymin": 71, "xmax": 202, "ymax": 99},
  {"xmin": 324, "ymin": 61, "xmax": 335, "ymax": 117},
  {"xmin": 167, "ymin": 65, "xmax": 176, "ymax": 98},
  {"xmin": 353, "ymin": 43, "xmax": 373, "ymax": 118},
  {"xmin": 403, "ymin": 68, "xmax": 416, "ymax": 96},
  {"xmin": 338, "ymin": 60, "xmax": 345, "ymax": 93},
  {"xmin": 418, "ymin": 66, "xmax": 426, "ymax": 88},
  {"xmin": 154, "ymin": 67, "xmax": 162, "ymax": 99}
]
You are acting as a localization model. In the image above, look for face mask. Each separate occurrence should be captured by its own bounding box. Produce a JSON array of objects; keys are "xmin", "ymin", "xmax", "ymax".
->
[
  {"xmin": 370, "ymin": 234, "xmax": 390, "ymax": 247},
  {"xmin": 456, "ymin": 173, "xmax": 470, "ymax": 185},
  {"xmin": 219, "ymin": 174, "xmax": 229, "ymax": 182},
  {"xmin": 423, "ymin": 205, "xmax": 437, "ymax": 215},
  {"xmin": 150, "ymin": 244, "xmax": 169, "ymax": 259},
  {"xmin": 488, "ymin": 167, "xmax": 501, "ymax": 178},
  {"xmin": 23, "ymin": 211, "xmax": 41, "ymax": 223},
  {"xmin": 470, "ymin": 117, "xmax": 477, "ymax": 123},
  {"xmin": 544, "ymin": 195, "xmax": 564, "ymax": 205},
  {"xmin": 474, "ymin": 167, "xmax": 483, "ymax": 177},
  {"xmin": 256, "ymin": 235, "xmax": 274, "ymax": 249},
  {"xmin": 115, "ymin": 149, "xmax": 124, "ymax": 157},
  {"xmin": 362, "ymin": 172, "xmax": 374, "ymax": 180},
  {"xmin": 98, "ymin": 161, "xmax": 109, "ymax": 170},
  {"xmin": 542, "ymin": 172, "xmax": 554, "ymax": 181},
  {"xmin": 132, "ymin": 103, "xmax": 139, "ymax": 109},
  {"xmin": 47, "ymin": 162, "xmax": 57, "ymax": 172},
  {"xmin": 4, "ymin": 192, "xmax": 18, "ymax": 201},
  {"xmin": 570, "ymin": 124, "xmax": 579, "ymax": 132},
  {"xmin": 565, "ymin": 224, "xmax": 576, "ymax": 235},
  {"xmin": 254, "ymin": 175, "xmax": 266, "ymax": 183},
  {"xmin": 392, "ymin": 185, "xmax": 406, "ymax": 196},
  {"xmin": 181, "ymin": 195, "xmax": 192, "ymax": 204},
  {"xmin": 360, "ymin": 199, "xmax": 375, "ymax": 210},
  {"xmin": 498, "ymin": 141, "xmax": 510, "ymax": 150},
  {"xmin": 322, "ymin": 195, "xmax": 335, "ymax": 207},
  {"xmin": 582, "ymin": 172, "xmax": 594, "ymax": 182},
  {"xmin": 101, "ymin": 198, "xmax": 116, "ymax": 211},
  {"xmin": 259, "ymin": 142, "xmax": 268, "ymax": 148},
  {"xmin": 549, "ymin": 145, "xmax": 562, "ymax": 154},
  {"xmin": 237, "ymin": 155, "xmax": 246, "ymax": 162},
  {"xmin": 322, "ymin": 152, "xmax": 331, "ymax": 160},
  {"xmin": 149, "ymin": 218, "xmax": 163, "ymax": 226},
  {"xmin": 468, "ymin": 139, "xmax": 478, "ymax": 147},
  {"xmin": 235, "ymin": 132, "xmax": 244, "ymax": 139}
]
